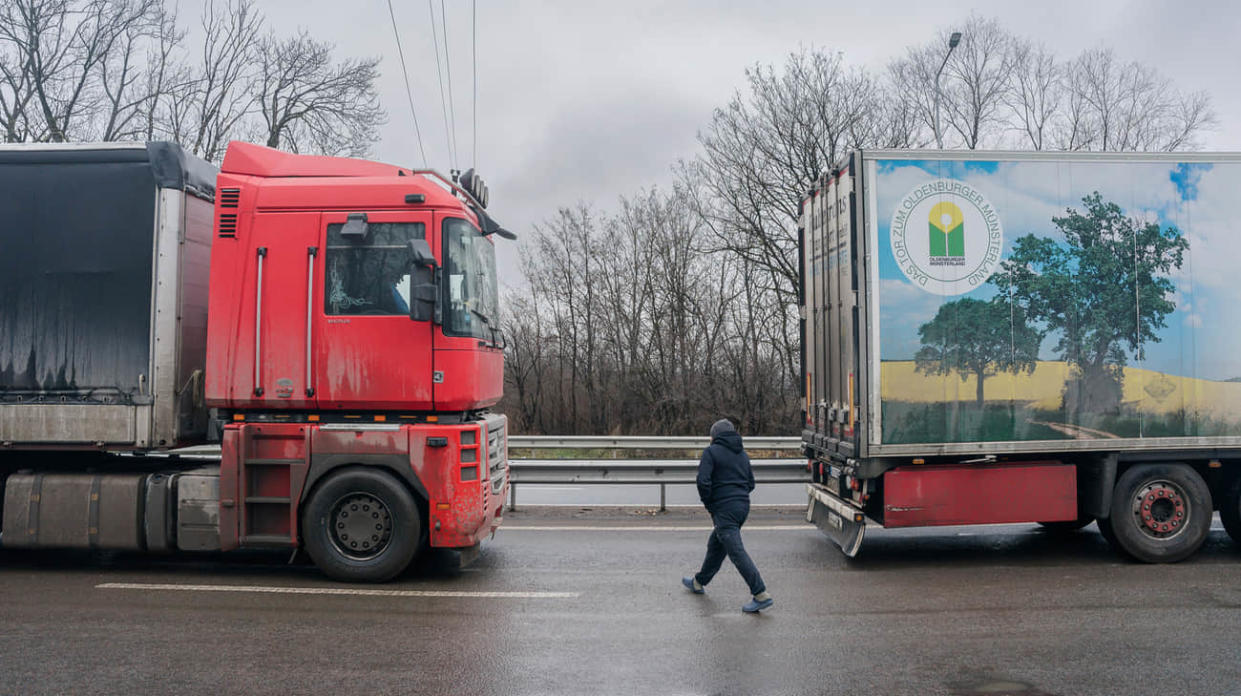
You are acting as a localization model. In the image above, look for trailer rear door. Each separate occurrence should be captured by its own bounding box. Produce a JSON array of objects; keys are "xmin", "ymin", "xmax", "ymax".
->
[{"xmin": 801, "ymin": 158, "xmax": 862, "ymax": 459}]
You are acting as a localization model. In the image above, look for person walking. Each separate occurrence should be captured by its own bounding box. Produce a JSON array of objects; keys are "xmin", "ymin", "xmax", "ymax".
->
[{"xmin": 682, "ymin": 418, "xmax": 773, "ymax": 613}]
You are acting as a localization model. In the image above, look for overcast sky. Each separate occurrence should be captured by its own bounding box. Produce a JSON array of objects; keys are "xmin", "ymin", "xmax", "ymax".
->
[{"xmin": 257, "ymin": 1, "xmax": 1241, "ymax": 287}]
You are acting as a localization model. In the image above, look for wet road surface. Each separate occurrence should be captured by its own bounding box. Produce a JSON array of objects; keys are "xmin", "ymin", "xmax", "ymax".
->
[{"xmin": 1, "ymin": 507, "xmax": 1239, "ymax": 695}]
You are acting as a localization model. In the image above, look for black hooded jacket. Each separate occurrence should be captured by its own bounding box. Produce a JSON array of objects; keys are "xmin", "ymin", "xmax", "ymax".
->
[{"xmin": 696, "ymin": 430, "xmax": 756, "ymax": 511}]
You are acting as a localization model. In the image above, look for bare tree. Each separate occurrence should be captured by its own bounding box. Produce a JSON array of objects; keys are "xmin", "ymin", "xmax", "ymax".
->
[
  {"xmin": 941, "ymin": 16, "xmax": 1014, "ymax": 149},
  {"xmin": 173, "ymin": 0, "xmax": 260, "ymax": 161},
  {"xmin": 135, "ymin": 3, "xmax": 187, "ymax": 140},
  {"xmin": 0, "ymin": 0, "xmax": 389, "ymax": 160},
  {"xmin": 1055, "ymin": 56, "xmax": 1095, "ymax": 151},
  {"xmin": 890, "ymin": 15, "xmax": 1015, "ymax": 150},
  {"xmin": 505, "ymin": 187, "xmax": 802, "ymax": 435},
  {"xmin": 1005, "ymin": 38, "xmax": 1060, "ymax": 150},
  {"xmin": 851, "ymin": 82, "xmax": 927, "ymax": 149},
  {"xmin": 0, "ymin": 2, "xmax": 37, "ymax": 141},
  {"xmin": 96, "ymin": 0, "xmax": 180, "ymax": 141},
  {"xmin": 680, "ymin": 47, "xmax": 889, "ymax": 401},
  {"xmin": 1060, "ymin": 48, "xmax": 1215, "ymax": 152},
  {"xmin": 886, "ymin": 48, "xmax": 939, "ymax": 145},
  {"xmin": 0, "ymin": 0, "xmax": 161, "ymax": 142},
  {"xmin": 687, "ymin": 49, "xmax": 866, "ymax": 293},
  {"xmin": 254, "ymin": 30, "xmax": 383, "ymax": 157}
]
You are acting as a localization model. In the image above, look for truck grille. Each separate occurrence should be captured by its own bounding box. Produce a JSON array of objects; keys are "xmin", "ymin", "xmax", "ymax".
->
[{"xmin": 487, "ymin": 418, "xmax": 507, "ymax": 494}]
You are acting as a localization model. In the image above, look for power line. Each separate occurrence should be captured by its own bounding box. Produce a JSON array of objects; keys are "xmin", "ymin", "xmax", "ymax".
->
[
  {"xmin": 472, "ymin": 0, "xmax": 477, "ymax": 170},
  {"xmin": 427, "ymin": 0, "xmax": 456, "ymax": 169},
  {"xmin": 386, "ymin": 0, "xmax": 427, "ymax": 167},
  {"xmin": 440, "ymin": 0, "xmax": 460, "ymax": 172}
]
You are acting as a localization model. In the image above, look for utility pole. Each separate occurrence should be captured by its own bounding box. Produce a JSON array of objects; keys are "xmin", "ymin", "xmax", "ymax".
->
[{"xmin": 933, "ymin": 31, "xmax": 962, "ymax": 149}]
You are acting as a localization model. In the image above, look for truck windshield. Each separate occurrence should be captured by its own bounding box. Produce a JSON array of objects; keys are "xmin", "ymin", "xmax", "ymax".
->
[{"xmin": 443, "ymin": 217, "xmax": 499, "ymax": 340}]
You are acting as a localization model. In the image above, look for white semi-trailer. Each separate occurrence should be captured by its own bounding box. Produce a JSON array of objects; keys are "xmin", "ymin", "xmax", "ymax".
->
[{"xmin": 801, "ymin": 150, "xmax": 1241, "ymax": 562}]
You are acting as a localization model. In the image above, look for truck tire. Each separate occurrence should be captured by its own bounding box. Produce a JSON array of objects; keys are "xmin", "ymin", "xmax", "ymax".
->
[
  {"xmin": 1221, "ymin": 475, "xmax": 1241, "ymax": 545},
  {"xmin": 1096, "ymin": 516, "xmax": 1118, "ymax": 546},
  {"xmin": 301, "ymin": 467, "xmax": 422, "ymax": 582},
  {"xmin": 1106, "ymin": 464, "xmax": 1212, "ymax": 563},
  {"xmin": 1037, "ymin": 517, "xmax": 1094, "ymax": 533}
]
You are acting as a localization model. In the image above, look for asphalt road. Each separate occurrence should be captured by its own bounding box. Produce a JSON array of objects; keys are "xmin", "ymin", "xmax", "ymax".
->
[{"xmin": 2, "ymin": 508, "xmax": 1240, "ymax": 696}]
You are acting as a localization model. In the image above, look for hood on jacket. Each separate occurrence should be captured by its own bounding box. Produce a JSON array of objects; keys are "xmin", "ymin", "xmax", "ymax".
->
[{"xmin": 712, "ymin": 429, "xmax": 743, "ymax": 453}]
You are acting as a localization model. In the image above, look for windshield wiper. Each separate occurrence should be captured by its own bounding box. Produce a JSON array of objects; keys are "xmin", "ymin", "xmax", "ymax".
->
[{"xmin": 469, "ymin": 307, "xmax": 502, "ymax": 348}]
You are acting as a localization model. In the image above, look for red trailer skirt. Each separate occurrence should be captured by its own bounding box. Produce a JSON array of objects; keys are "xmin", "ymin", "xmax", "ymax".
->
[{"xmin": 882, "ymin": 462, "xmax": 1076, "ymax": 528}]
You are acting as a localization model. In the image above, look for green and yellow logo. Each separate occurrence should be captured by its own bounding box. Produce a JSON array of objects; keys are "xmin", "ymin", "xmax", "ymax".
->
[
  {"xmin": 928, "ymin": 201, "xmax": 965, "ymax": 257},
  {"xmin": 889, "ymin": 176, "xmax": 1004, "ymax": 295}
]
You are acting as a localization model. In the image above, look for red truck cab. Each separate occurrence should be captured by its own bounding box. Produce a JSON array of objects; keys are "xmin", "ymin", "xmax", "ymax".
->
[{"xmin": 205, "ymin": 142, "xmax": 509, "ymax": 580}]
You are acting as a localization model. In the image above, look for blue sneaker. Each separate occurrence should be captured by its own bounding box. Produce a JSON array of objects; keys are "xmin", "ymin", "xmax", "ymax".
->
[
  {"xmin": 742, "ymin": 597, "xmax": 773, "ymax": 613},
  {"xmin": 681, "ymin": 577, "xmax": 704, "ymax": 594}
]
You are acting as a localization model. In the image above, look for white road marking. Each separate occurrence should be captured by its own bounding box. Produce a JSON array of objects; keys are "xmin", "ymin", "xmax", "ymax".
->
[
  {"xmin": 501, "ymin": 525, "xmax": 814, "ymax": 532},
  {"xmin": 97, "ymin": 582, "xmax": 577, "ymax": 599}
]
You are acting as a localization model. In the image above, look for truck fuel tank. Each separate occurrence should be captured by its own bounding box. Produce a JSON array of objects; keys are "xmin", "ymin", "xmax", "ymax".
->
[
  {"xmin": 1, "ymin": 468, "xmax": 223, "ymax": 552},
  {"xmin": 2, "ymin": 473, "xmax": 147, "ymax": 551}
]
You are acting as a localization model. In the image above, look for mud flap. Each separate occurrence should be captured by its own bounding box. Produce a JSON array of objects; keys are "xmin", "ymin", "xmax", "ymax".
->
[{"xmin": 806, "ymin": 483, "xmax": 865, "ymax": 558}]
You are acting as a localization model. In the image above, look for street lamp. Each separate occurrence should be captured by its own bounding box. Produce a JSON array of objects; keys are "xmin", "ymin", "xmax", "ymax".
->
[{"xmin": 933, "ymin": 31, "xmax": 962, "ymax": 149}]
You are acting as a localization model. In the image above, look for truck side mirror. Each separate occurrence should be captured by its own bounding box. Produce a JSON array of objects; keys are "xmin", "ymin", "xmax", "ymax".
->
[
  {"xmin": 341, "ymin": 212, "xmax": 368, "ymax": 239},
  {"xmin": 407, "ymin": 239, "xmax": 440, "ymax": 323},
  {"xmin": 408, "ymin": 239, "xmax": 436, "ymax": 267}
]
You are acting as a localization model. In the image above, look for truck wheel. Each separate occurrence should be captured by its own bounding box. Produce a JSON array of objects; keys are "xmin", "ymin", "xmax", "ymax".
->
[
  {"xmin": 301, "ymin": 468, "xmax": 422, "ymax": 582},
  {"xmin": 1221, "ymin": 475, "xmax": 1241, "ymax": 544},
  {"xmin": 1107, "ymin": 464, "xmax": 1212, "ymax": 563},
  {"xmin": 1037, "ymin": 517, "xmax": 1094, "ymax": 532},
  {"xmin": 1096, "ymin": 516, "xmax": 1118, "ymax": 546}
]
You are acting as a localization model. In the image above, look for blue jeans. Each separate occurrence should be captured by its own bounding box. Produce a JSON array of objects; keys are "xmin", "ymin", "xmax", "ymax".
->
[{"xmin": 694, "ymin": 499, "xmax": 766, "ymax": 595}]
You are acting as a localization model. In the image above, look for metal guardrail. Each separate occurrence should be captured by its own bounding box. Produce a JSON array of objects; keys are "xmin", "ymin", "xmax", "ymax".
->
[
  {"xmin": 507, "ymin": 435, "xmax": 801, "ymax": 450},
  {"xmin": 507, "ymin": 435, "xmax": 807, "ymax": 511},
  {"xmin": 152, "ymin": 436, "xmax": 810, "ymax": 511}
]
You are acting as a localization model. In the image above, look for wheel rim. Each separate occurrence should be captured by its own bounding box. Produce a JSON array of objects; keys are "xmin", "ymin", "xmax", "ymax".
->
[
  {"xmin": 328, "ymin": 492, "xmax": 394, "ymax": 560},
  {"xmin": 1130, "ymin": 479, "xmax": 1190, "ymax": 540}
]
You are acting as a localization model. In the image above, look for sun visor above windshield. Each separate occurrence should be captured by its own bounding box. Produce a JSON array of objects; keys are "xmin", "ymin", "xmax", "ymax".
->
[{"xmin": 221, "ymin": 141, "xmax": 406, "ymax": 178}]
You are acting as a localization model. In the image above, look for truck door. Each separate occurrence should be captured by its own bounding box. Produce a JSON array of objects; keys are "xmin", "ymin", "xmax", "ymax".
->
[
  {"xmin": 313, "ymin": 211, "xmax": 435, "ymax": 411},
  {"xmin": 248, "ymin": 211, "xmax": 321, "ymax": 410}
]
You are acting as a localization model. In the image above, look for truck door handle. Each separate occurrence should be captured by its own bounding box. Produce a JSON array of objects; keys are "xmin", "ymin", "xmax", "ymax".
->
[
  {"xmin": 254, "ymin": 247, "xmax": 267, "ymax": 396},
  {"xmin": 306, "ymin": 246, "xmax": 317, "ymax": 397}
]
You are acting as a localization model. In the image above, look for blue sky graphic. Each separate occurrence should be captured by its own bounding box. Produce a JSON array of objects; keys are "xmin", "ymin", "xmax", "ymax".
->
[{"xmin": 876, "ymin": 158, "xmax": 1240, "ymax": 382}]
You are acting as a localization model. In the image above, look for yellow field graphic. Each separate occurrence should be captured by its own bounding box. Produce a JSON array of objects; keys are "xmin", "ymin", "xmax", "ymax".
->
[{"xmin": 880, "ymin": 361, "xmax": 1241, "ymax": 417}]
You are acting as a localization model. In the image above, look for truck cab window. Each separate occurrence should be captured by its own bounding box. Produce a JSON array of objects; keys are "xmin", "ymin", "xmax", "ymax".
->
[
  {"xmin": 325, "ymin": 222, "xmax": 425, "ymax": 315},
  {"xmin": 443, "ymin": 217, "xmax": 499, "ymax": 339}
]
